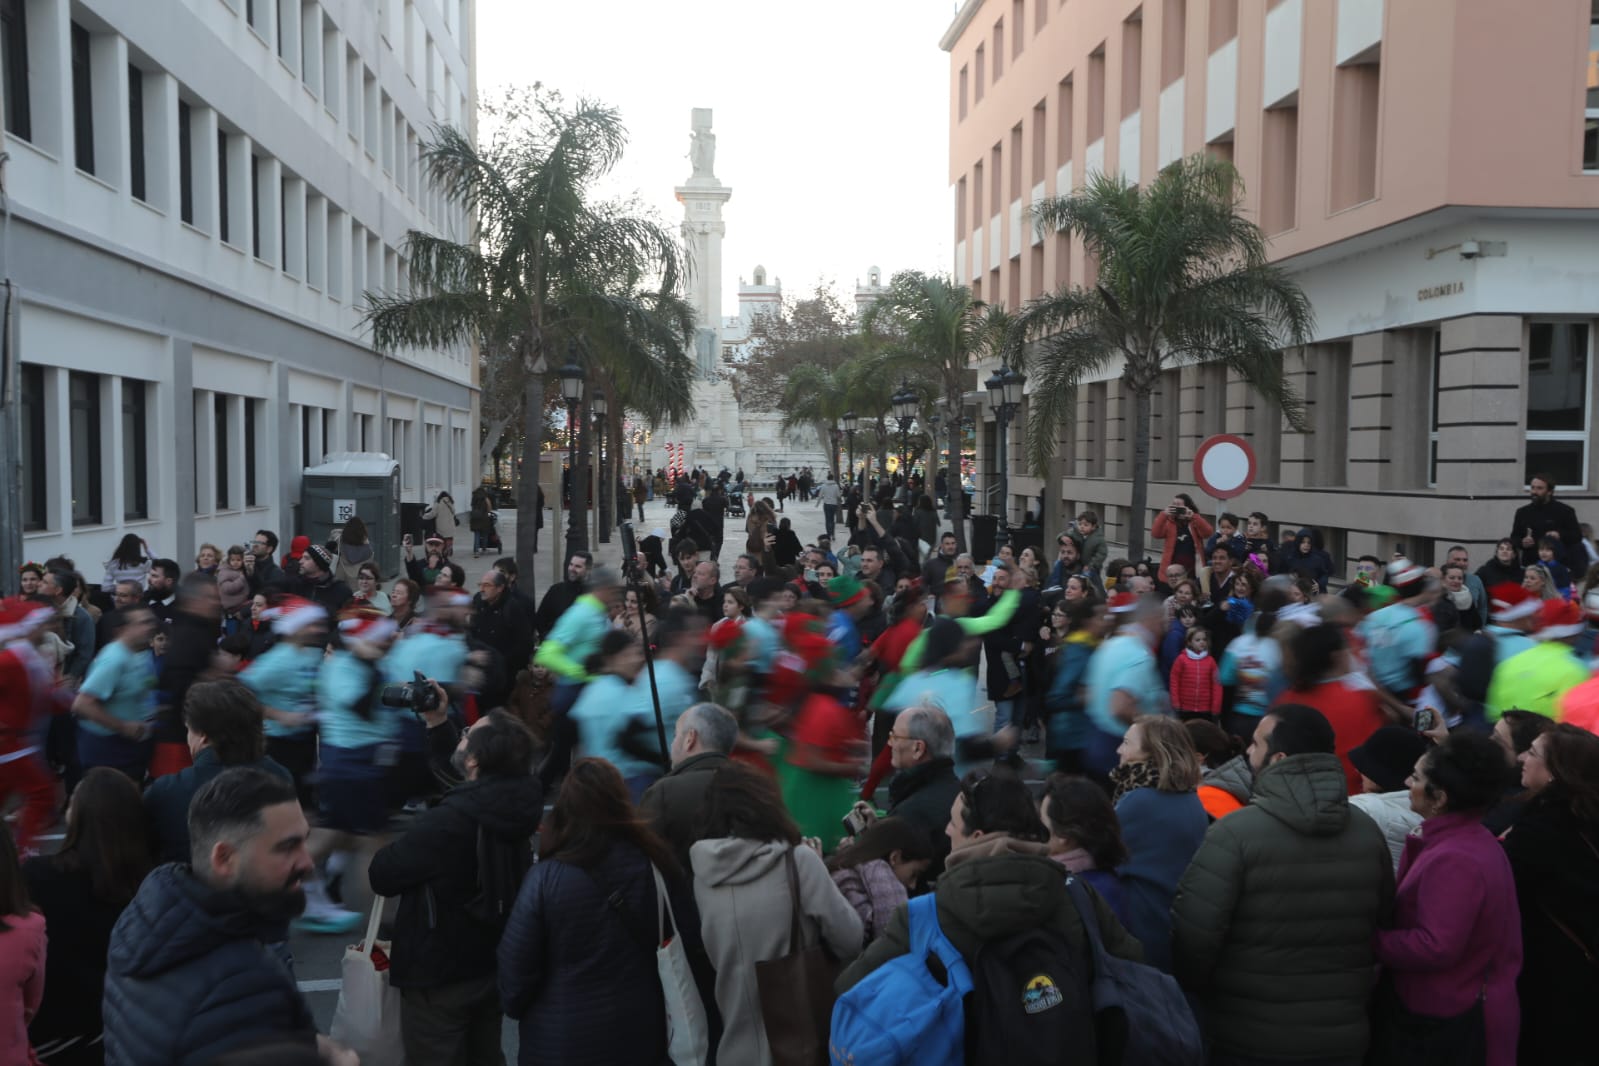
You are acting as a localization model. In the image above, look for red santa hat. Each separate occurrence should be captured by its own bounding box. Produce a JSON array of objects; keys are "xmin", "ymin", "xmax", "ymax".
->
[
  {"xmin": 265, "ymin": 596, "xmax": 327, "ymax": 636},
  {"xmin": 1488, "ymin": 583, "xmax": 1540, "ymax": 624},
  {"xmin": 1535, "ymin": 599, "xmax": 1585, "ymax": 641},
  {"xmin": 338, "ymin": 608, "xmax": 397, "ymax": 645},
  {"xmin": 1107, "ymin": 591, "xmax": 1139, "ymax": 615},
  {"xmin": 1583, "ymin": 587, "xmax": 1599, "ymax": 621},
  {"xmin": 0, "ymin": 597, "xmax": 54, "ymax": 643},
  {"xmin": 1386, "ymin": 559, "xmax": 1429, "ymax": 597}
]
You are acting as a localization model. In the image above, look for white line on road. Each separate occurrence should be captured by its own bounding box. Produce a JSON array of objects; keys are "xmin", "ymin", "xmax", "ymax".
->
[{"xmin": 298, "ymin": 979, "xmax": 343, "ymax": 993}]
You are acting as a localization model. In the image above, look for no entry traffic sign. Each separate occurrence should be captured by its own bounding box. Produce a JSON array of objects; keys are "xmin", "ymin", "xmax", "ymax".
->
[{"xmin": 1193, "ymin": 435, "xmax": 1257, "ymax": 500}]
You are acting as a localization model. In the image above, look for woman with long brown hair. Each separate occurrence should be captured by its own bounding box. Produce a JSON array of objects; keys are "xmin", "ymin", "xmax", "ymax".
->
[
  {"xmin": 24, "ymin": 767, "xmax": 151, "ymax": 1064},
  {"xmin": 498, "ymin": 758, "xmax": 694, "ymax": 1065}
]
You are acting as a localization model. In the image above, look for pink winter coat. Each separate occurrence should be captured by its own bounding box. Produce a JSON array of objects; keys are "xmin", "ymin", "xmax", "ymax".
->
[
  {"xmin": 1374, "ymin": 811, "xmax": 1522, "ymax": 1066},
  {"xmin": 216, "ymin": 564, "xmax": 251, "ymax": 617},
  {"xmin": 0, "ymin": 909, "xmax": 45, "ymax": 1066},
  {"xmin": 830, "ymin": 859, "xmax": 908, "ymax": 948}
]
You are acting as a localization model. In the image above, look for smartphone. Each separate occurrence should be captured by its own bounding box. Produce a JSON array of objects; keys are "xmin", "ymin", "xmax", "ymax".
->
[{"xmin": 1413, "ymin": 708, "xmax": 1437, "ymax": 733}]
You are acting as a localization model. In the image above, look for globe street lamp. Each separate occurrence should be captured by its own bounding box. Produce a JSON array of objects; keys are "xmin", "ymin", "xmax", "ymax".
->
[
  {"xmin": 985, "ymin": 362, "xmax": 1026, "ymax": 550},
  {"xmin": 841, "ymin": 410, "xmax": 858, "ymax": 494},
  {"xmin": 558, "ymin": 345, "xmax": 586, "ymax": 557},
  {"xmin": 891, "ymin": 379, "xmax": 918, "ymax": 504}
]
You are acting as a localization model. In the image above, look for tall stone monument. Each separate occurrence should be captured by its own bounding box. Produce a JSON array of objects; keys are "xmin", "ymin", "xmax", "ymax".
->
[{"xmin": 676, "ymin": 109, "xmax": 732, "ymax": 380}]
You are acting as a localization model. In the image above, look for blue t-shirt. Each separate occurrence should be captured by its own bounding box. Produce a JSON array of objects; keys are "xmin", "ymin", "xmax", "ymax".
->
[
  {"xmin": 316, "ymin": 651, "xmax": 404, "ymax": 750},
  {"xmin": 78, "ymin": 641, "xmax": 157, "ymax": 737},
  {"xmin": 240, "ymin": 642, "xmax": 323, "ymax": 738},
  {"xmin": 535, "ymin": 595, "xmax": 610, "ymax": 680},
  {"xmin": 1358, "ymin": 603, "xmax": 1436, "ymax": 692},
  {"xmin": 1219, "ymin": 631, "xmax": 1285, "ymax": 719},
  {"xmin": 571, "ymin": 674, "xmax": 657, "ymax": 778},
  {"xmin": 1084, "ymin": 633, "xmax": 1167, "ymax": 736},
  {"xmin": 742, "ymin": 615, "xmax": 781, "ymax": 673},
  {"xmin": 385, "ymin": 629, "xmax": 469, "ymax": 685},
  {"xmin": 884, "ymin": 667, "xmax": 986, "ymax": 775}
]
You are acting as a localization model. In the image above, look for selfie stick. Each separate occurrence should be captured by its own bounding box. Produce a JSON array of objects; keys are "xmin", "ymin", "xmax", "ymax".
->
[{"xmin": 620, "ymin": 521, "xmax": 669, "ymax": 757}]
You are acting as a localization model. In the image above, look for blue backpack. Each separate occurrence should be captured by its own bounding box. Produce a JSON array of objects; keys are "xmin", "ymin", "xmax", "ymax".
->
[{"xmin": 829, "ymin": 894, "xmax": 972, "ymax": 1066}]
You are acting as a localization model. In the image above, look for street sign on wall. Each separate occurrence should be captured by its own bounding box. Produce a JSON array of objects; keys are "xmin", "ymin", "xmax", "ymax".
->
[{"xmin": 1192, "ymin": 435, "xmax": 1257, "ymax": 500}]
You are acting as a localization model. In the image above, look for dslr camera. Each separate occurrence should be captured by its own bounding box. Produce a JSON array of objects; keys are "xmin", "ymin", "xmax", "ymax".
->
[{"xmin": 380, "ymin": 671, "xmax": 442, "ymax": 715}]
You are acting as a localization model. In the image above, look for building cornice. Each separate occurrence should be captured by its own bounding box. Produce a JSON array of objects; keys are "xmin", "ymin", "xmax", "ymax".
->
[{"xmin": 939, "ymin": 0, "xmax": 986, "ymax": 52}]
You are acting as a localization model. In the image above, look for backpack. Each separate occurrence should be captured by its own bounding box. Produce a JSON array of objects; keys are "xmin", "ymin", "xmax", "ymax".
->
[
  {"xmin": 1063, "ymin": 877, "xmax": 1204, "ymax": 1066},
  {"xmin": 965, "ymin": 922, "xmax": 1095, "ymax": 1066},
  {"xmin": 828, "ymin": 894, "xmax": 971, "ymax": 1066},
  {"xmin": 464, "ymin": 825, "xmax": 533, "ymax": 929}
]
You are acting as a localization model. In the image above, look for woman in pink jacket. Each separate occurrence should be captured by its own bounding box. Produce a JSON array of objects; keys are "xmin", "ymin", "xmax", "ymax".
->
[
  {"xmin": 1372, "ymin": 732, "xmax": 1521, "ymax": 1066},
  {"xmin": 0, "ymin": 824, "xmax": 45, "ymax": 1066}
]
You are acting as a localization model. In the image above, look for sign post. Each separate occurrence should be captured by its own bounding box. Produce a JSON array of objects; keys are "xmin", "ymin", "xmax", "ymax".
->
[{"xmin": 1192, "ymin": 434, "xmax": 1258, "ymax": 503}]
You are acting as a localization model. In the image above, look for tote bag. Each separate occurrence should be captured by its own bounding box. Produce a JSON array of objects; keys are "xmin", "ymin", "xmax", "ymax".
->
[
  {"xmin": 651, "ymin": 865, "xmax": 711, "ymax": 1066},
  {"xmin": 329, "ymin": 897, "xmax": 405, "ymax": 1064},
  {"xmin": 755, "ymin": 848, "xmax": 837, "ymax": 1066}
]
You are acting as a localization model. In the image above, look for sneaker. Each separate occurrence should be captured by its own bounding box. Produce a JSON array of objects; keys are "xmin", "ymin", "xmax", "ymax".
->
[{"xmin": 294, "ymin": 909, "xmax": 363, "ymax": 935}]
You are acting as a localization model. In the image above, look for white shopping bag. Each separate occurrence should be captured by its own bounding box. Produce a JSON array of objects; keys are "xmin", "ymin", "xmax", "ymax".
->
[
  {"xmin": 652, "ymin": 866, "xmax": 710, "ymax": 1066},
  {"xmin": 329, "ymin": 898, "xmax": 406, "ymax": 1065}
]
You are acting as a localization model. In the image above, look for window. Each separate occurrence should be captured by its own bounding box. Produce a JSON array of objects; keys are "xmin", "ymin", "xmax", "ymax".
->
[
  {"xmin": 1032, "ymin": 100, "xmax": 1047, "ymax": 185},
  {"xmin": 245, "ymin": 398, "xmax": 259, "ymax": 505},
  {"xmin": 1210, "ymin": 0, "xmax": 1238, "ymax": 51},
  {"xmin": 251, "ymin": 153, "xmax": 262, "ymax": 257},
  {"xmin": 1012, "ymin": 0, "xmax": 1024, "ymax": 57},
  {"xmin": 178, "ymin": 101, "xmax": 193, "ymax": 223},
  {"xmin": 1585, "ymin": 1, "xmax": 1597, "ymax": 171},
  {"xmin": 19, "ymin": 364, "xmax": 44, "ymax": 530},
  {"xmin": 71, "ymin": 22, "xmax": 93, "ymax": 174},
  {"xmin": 1261, "ymin": 103, "xmax": 1299, "ymax": 234},
  {"xmin": 1122, "ymin": 11, "xmax": 1143, "ymax": 118},
  {"xmin": 122, "ymin": 379, "xmax": 148, "ymax": 519},
  {"xmin": 993, "ymin": 20, "xmax": 1004, "ymax": 81},
  {"xmin": 1036, "ymin": 0, "xmax": 1048, "ymax": 32},
  {"xmin": 974, "ymin": 45, "xmax": 985, "ymax": 103},
  {"xmin": 1162, "ymin": 0, "xmax": 1186, "ymax": 87},
  {"xmin": 69, "ymin": 371, "xmax": 102, "ymax": 526},
  {"xmin": 1330, "ymin": 60, "xmax": 1380, "ymax": 210},
  {"xmin": 215, "ymin": 394, "xmax": 230, "ymax": 510},
  {"xmin": 1525, "ymin": 322, "xmax": 1592, "ymax": 489},
  {"xmin": 1, "ymin": 0, "xmax": 31, "ymax": 141},
  {"xmin": 1056, "ymin": 76, "xmax": 1074, "ymax": 167},
  {"xmin": 218, "ymin": 129, "xmax": 231, "ymax": 242},
  {"xmin": 956, "ymin": 176, "xmax": 967, "ymax": 236},
  {"xmin": 1087, "ymin": 48, "xmax": 1106, "ymax": 142},
  {"xmin": 959, "ymin": 65, "xmax": 968, "ymax": 121},
  {"xmin": 128, "ymin": 65, "xmax": 146, "ymax": 202},
  {"xmin": 1010, "ymin": 123, "xmax": 1023, "ymax": 201},
  {"xmin": 1427, "ymin": 331, "xmax": 1441, "ymax": 487}
]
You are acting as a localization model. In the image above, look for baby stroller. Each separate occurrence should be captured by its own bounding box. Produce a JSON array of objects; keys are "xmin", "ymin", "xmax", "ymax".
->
[{"xmin": 726, "ymin": 489, "xmax": 746, "ymax": 518}]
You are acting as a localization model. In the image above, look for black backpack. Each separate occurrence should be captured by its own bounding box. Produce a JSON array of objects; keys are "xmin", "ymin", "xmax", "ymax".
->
[
  {"xmin": 464, "ymin": 826, "xmax": 532, "ymax": 928},
  {"xmin": 965, "ymin": 925, "xmax": 1097, "ymax": 1065}
]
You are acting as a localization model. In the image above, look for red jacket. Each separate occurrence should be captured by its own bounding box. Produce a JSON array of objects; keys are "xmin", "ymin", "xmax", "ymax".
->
[
  {"xmin": 1152, "ymin": 510, "xmax": 1215, "ymax": 575},
  {"xmin": 1168, "ymin": 650, "xmax": 1222, "ymax": 715}
]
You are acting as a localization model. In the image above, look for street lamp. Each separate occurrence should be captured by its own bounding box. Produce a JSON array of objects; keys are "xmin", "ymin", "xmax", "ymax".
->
[
  {"xmin": 558, "ymin": 345, "xmax": 586, "ymax": 556},
  {"xmin": 592, "ymin": 390, "xmax": 608, "ymax": 542},
  {"xmin": 841, "ymin": 410, "xmax": 858, "ymax": 493},
  {"xmin": 985, "ymin": 362, "xmax": 1026, "ymax": 550},
  {"xmin": 891, "ymin": 379, "xmax": 918, "ymax": 504}
]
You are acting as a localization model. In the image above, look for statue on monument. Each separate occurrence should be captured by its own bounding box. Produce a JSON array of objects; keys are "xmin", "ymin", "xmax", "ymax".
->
[{"xmin": 689, "ymin": 110, "xmax": 716, "ymax": 180}]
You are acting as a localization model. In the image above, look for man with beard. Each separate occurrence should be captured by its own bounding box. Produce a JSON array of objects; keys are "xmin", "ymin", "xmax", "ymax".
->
[
  {"xmin": 369, "ymin": 711, "xmax": 542, "ymax": 1064},
  {"xmin": 1511, "ymin": 472, "xmax": 1585, "ymax": 566},
  {"xmin": 104, "ymin": 767, "xmax": 337, "ymax": 1065},
  {"xmin": 142, "ymin": 558, "xmax": 180, "ymax": 627},
  {"xmin": 534, "ymin": 550, "xmax": 591, "ymax": 640}
]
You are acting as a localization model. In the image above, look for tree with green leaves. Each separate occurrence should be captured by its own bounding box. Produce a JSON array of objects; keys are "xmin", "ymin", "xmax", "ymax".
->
[
  {"xmin": 862, "ymin": 272, "xmax": 1013, "ymax": 554},
  {"xmin": 1014, "ymin": 155, "xmax": 1313, "ymax": 562},
  {"xmin": 364, "ymin": 91, "xmax": 693, "ymax": 582}
]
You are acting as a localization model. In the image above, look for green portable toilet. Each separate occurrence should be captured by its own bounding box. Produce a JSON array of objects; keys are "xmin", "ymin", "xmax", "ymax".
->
[{"xmin": 300, "ymin": 452, "xmax": 402, "ymax": 578}]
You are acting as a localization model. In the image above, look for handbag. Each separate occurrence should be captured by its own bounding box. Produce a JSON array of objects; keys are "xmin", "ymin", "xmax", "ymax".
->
[
  {"xmin": 755, "ymin": 847, "xmax": 837, "ymax": 1066},
  {"xmin": 650, "ymin": 865, "xmax": 711, "ymax": 1066},
  {"xmin": 329, "ymin": 897, "xmax": 405, "ymax": 1064}
]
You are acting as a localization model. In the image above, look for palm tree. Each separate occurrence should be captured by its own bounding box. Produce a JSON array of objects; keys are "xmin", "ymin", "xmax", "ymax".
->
[
  {"xmin": 862, "ymin": 273, "xmax": 1010, "ymax": 553},
  {"xmin": 1015, "ymin": 155, "xmax": 1313, "ymax": 561},
  {"xmin": 364, "ymin": 93, "xmax": 692, "ymax": 581},
  {"xmin": 780, "ymin": 364, "xmax": 851, "ymax": 479}
]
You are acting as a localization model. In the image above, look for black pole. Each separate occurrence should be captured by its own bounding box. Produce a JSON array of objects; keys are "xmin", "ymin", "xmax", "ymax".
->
[
  {"xmin": 565, "ymin": 402, "xmax": 579, "ymax": 559},
  {"xmin": 996, "ymin": 403, "xmax": 1010, "ymax": 550},
  {"xmin": 621, "ymin": 521, "xmax": 668, "ymax": 758}
]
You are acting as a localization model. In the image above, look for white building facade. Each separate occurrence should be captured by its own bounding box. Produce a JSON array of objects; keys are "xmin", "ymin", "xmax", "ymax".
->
[{"xmin": 3, "ymin": 0, "xmax": 476, "ymax": 570}]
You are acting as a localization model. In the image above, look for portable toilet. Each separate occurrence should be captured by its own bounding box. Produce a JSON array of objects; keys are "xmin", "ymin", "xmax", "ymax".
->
[{"xmin": 300, "ymin": 452, "xmax": 402, "ymax": 578}]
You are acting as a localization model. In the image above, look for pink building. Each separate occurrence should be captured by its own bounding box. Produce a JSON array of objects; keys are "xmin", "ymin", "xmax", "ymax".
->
[{"xmin": 944, "ymin": 0, "xmax": 1599, "ymax": 571}]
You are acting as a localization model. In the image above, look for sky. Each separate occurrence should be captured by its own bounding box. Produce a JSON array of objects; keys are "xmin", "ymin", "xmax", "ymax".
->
[{"xmin": 475, "ymin": 0, "xmax": 956, "ymax": 314}]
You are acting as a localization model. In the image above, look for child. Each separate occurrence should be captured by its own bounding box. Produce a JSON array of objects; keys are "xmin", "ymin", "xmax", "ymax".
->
[
  {"xmin": 1161, "ymin": 604, "xmax": 1200, "ymax": 678},
  {"xmin": 1070, "ymin": 510, "xmax": 1107, "ymax": 576},
  {"xmin": 1205, "ymin": 513, "xmax": 1247, "ymax": 560},
  {"xmin": 1169, "ymin": 625, "xmax": 1223, "ymax": 722},
  {"xmin": 1537, "ymin": 534, "xmax": 1573, "ymax": 598},
  {"xmin": 1243, "ymin": 512, "xmax": 1274, "ymax": 568},
  {"xmin": 216, "ymin": 546, "xmax": 251, "ymax": 632}
]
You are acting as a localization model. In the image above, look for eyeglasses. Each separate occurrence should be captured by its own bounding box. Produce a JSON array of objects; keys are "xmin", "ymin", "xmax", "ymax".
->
[{"xmin": 886, "ymin": 732, "xmax": 917, "ymax": 743}]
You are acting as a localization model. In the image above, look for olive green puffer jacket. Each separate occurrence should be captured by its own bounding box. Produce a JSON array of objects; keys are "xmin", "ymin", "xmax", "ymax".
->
[{"xmin": 1171, "ymin": 752, "xmax": 1394, "ymax": 1061}]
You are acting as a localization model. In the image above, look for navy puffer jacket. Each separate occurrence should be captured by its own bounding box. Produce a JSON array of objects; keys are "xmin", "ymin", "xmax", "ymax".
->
[{"xmin": 103, "ymin": 864, "xmax": 315, "ymax": 1066}]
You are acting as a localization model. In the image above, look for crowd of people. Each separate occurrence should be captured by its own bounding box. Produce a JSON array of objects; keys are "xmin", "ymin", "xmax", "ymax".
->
[{"xmin": 1, "ymin": 469, "xmax": 1598, "ymax": 1065}]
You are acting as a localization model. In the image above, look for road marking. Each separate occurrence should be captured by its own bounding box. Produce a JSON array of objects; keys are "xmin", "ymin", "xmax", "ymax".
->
[{"xmin": 298, "ymin": 979, "xmax": 343, "ymax": 993}]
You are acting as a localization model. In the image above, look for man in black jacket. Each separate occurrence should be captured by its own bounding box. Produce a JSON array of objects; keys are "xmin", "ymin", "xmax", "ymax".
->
[
  {"xmin": 533, "ymin": 551, "xmax": 590, "ymax": 639},
  {"xmin": 158, "ymin": 573, "xmax": 225, "ymax": 766},
  {"xmin": 369, "ymin": 711, "xmax": 542, "ymax": 1066},
  {"xmin": 1512, "ymin": 473, "xmax": 1585, "ymax": 565},
  {"xmin": 293, "ymin": 545, "xmax": 352, "ymax": 616},
  {"xmin": 104, "ymin": 768, "xmax": 330, "ymax": 1065},
  {"xmin": 883, "ymin": 703, "xmax": 962, "ymax": 879},
  {"xmin": 470, "ymin": 568, "xmax": 534, "ymax": 708},
  {"xmin": 638, "ymin": 702, "xmax": 737, "ymax": 875},
  {"xmin": 244, "ymin": 529, "xmax": 285, "ymax": 595}
]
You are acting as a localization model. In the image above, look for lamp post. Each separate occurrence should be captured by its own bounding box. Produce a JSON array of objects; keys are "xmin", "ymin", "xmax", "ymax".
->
[
  {"xmin": 558, "ymin": 347, "xmax": 586, "ymax": 558},
  {"xmin": 841, "ymin": 410, "xmax": 858, "ymax": 494},
  {"xmin": 592, "ymin": 389, "xmax": 608, "ymax": 543},
  {"xmin": 984, "ymin": 362, "xmax": 1026, "ymax": 551},
  {"xmin": 891, "ymin": 379, "xmax": 918, "ymax": 505}
]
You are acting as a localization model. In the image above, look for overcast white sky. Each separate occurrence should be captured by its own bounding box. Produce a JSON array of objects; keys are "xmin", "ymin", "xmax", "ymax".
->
[{"xmin": 475, "ymin": 0, "xmax": 956, "ymax": 312}]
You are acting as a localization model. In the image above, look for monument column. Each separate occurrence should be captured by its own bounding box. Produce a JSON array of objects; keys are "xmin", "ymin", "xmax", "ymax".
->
[{"xmin": 676, "ymin": 108, "xmax": 732, "ymax": 380}]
